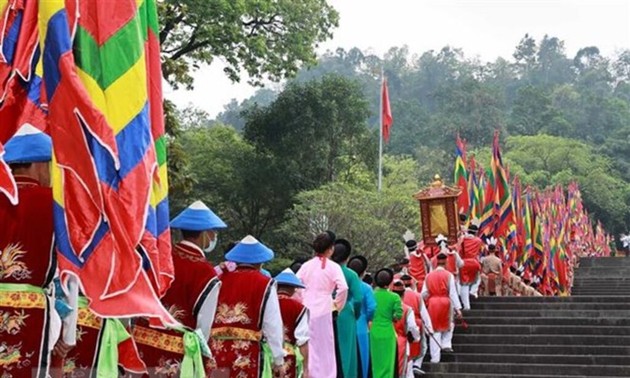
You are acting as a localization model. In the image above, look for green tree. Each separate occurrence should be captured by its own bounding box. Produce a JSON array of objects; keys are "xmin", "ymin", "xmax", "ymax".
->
[
  {"xmin": 158, "ymin": 0, "xmax": 339, "ymax": 88},
  {"xmin": 175, "ymin": 125, "xmax": 295, "ymax": 245},
  {"xmin": 244, "ymin": 75, "xmax": 376, "ymax": 189},
  {"xmin": 279, "ymin": 155, "xmax": 421, "ymax": 268}
]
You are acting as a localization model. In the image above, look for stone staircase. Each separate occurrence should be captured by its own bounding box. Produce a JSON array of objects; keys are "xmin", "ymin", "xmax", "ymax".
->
[{"xmin": 423, "ymin": 257, "xmax": 630, "ymax": 377}]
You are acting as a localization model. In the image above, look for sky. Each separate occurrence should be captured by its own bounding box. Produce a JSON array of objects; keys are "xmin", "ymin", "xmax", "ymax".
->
[{"xmin": 165, "ymin": 0, "xmax": 630, "ymax": 117}]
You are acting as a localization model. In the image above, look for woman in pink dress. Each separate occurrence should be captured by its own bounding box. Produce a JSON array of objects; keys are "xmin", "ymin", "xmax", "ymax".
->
[{"xmin": 296, "ymin": 231, "xmax": 349, "ymax": 378}]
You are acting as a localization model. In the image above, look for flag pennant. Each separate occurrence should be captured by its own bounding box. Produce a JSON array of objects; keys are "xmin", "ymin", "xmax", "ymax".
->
[
  {"xmin": 381, "ymin": 77, "xmax": 393, "ymax": 143},
  {"xmin": 454, "ymin": 134, "xmax": 469, "ymax": 216}
]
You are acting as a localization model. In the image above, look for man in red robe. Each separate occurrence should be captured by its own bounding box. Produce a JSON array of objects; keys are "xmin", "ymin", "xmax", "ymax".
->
[
  {"xmin": 0, "ymin": 126, "xmax": 77, "ymax": 377},
  {"xmin": 133, "ymin": 201, "xmax": 224, "ymax": 376},
  {"xmin": 406, "ymin": 239, "xmax": 432, "ymax": 292},
  {"xmin": 210, "ymin": 235, "xmax": 285, "ymax": 377},
  {"xmin": 401, "ymin": 273, "xmax": 433, "ymax": 376},
  {"xmin": 457, "ymin": 224, "xmax": 484, "ymax": 309},
  {"xmin": 392, "ymin": 279, "xmax": 420, "ymax": 377},
  {"xmin": 430, "ymin": 235, "xmax": 464, "ymax": 289},
  {"xmin": 421, "ymin": 253, "xmax": 462, "ymax": 363},
  {"xmin": 274, "ymin": 269, "xmax": 309, "ymax": 378}
]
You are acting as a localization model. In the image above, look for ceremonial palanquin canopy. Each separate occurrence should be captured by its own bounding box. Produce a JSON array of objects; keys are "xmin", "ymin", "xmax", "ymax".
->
[{"xmin": 413, "ymin": 175, "xmax": 461, "ymax": 246}]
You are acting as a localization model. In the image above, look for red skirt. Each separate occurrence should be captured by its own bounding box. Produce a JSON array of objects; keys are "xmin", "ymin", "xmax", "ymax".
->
[
  {"xmin": 460, "ymin": 259, "xmax": 481, "ymax": 285},
  {"xmin": 427, "ymin": 296, "xmax": 452, "ymax": 332}
]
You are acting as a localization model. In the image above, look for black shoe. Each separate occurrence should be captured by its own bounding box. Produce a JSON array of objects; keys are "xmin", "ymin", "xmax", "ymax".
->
[{"xmin": 442, "ymin": 348, "xmax": 454, "ymax": 353}]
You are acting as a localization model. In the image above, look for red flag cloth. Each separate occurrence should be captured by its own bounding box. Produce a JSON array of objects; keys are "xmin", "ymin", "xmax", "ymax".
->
[{"xmin": 381, "ymin": 77, "xmax": 393, "ymax": 143}]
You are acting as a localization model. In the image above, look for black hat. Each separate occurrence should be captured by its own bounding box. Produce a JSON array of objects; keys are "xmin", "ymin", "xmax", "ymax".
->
[
  {"xmin": 405, "ymin": 239, "xmax": 418, "ymax": 252},
  {"xmin": 363, "ymin": 273, "xmax": 374, "ymax": 285},
  {"xmin": 392, "ymin": 279, "xmax": 405, "ymax": 293},
  {"xmin": 437, "ymin": 252, "xmax": 448, "ymax": 260},
  {"xmin": 468, "ymin": 224, "xmax": 479, "ymax": 234},
  {"xmin": 348, "ymin": 255, "xmax": 368, "ymax": 275},
  {"xmin": 375, "ymin": 268, "xmax": 394, "ymax": 287}
]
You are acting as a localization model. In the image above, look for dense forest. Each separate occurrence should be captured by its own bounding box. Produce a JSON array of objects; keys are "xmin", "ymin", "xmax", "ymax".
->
[{"xmin": 167, "ymin": 34, "xmax": 630, "ymax": 270}]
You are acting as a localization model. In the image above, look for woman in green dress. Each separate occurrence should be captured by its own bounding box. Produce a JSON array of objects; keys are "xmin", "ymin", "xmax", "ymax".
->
[{"xmin": 370, "ymin": 268, "xmax": 403, "ymax": 378}]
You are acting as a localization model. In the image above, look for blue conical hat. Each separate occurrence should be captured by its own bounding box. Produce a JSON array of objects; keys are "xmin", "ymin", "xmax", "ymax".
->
[
  {"xmin": 226, "ymin": 235, "xmax": 274, "ymax": 264},
  {"xmin": 170, "ymin": 201, "xmax": 227, "ymax": 231},
  {"xmin": 274, "ymin": 268, "xmax": 305, "ymax": 288},
  {"xmin": 4, "ymin": 125, "xmax": 52, "ymax": 164}
]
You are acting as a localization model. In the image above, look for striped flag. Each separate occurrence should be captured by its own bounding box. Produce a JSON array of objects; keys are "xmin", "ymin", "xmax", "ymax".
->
[
  {"xmin": 0, "ymin": 0, "xmax": 44, "ymax": 204},
  {"xmin": 139, "ymin": 0, "xmax": 174, "ymax": 297},
  {"xmin": 454, "ymin": 134, "xmax": 469, "ymax": 216},
  {"xmin": 41, "ymin": 0, "xmax": 175, "ymax": 324},
  {"xmin": 491, "ymin": 131, "xmax": 513, "ymax": 238}
]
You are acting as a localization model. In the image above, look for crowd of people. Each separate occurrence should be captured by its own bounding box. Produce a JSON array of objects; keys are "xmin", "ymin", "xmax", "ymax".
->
[{"xmin": 1, "ymin": 127, "xmax": 548, "ymax": 378}]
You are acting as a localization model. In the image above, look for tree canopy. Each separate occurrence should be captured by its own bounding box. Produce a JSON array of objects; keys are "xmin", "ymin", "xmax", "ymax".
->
[{"xmin": 158, "ymin": 0, "xmax": 339, "ymax": 89}]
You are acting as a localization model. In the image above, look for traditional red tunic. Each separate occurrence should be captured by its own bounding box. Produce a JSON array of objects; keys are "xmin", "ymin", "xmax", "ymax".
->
[
  {"xmin": 431, "ymin": 254, "xmax": 458, "ymax": 276},
  {"xmin": 277, "ymin": 294, "xmax": 307, "ymax": 378},
  {"xmin": 210, "ymin": 267, "xmax": 273, "ymax": 378},
  {"xmin": 408, "ymin": 252, "xmax": 430, "ymax": 291},
  {"xmin": 394, "ymin": 304, "xmax": 411, "ymax": 377},
  {"xmin": 0, "ymin": 176, "xmax": 56, "ymax": 378},
  {"xmin": 424, "ymin": 269, "xmax": 452, "ymax": 332},
  {"xmin": 459, "ymin": 236, "xmax": 483, "ymax": 284},
  {"xmin": 134, "ymin": 241, "xmax": 219, "ymax": 376},
  {"xmin": 402, "ymin": 290, "xmax": 423, "ymax": 359}
]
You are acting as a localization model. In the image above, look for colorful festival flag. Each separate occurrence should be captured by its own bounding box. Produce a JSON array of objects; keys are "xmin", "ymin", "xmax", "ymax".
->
[
  {"xmin": 41, "ymin": 0, "xmax": 175, "ymax": 324},
  {"xmin": 454, "ymin": 134, "xmax": 469, "ymax": 216}
]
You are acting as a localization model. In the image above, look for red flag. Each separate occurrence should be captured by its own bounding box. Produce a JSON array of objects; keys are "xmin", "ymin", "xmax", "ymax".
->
[{"xmin": 381, "ymin": 77, "xmax": 393, "ymax": 143}]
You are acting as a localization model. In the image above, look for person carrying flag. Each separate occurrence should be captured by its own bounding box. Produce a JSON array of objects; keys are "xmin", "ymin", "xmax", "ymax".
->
[
  {"xmin": 422, "ymin": 252, "xmax": 462, "ymax": 363},
  {"xmin": 480, "ymin": 238, "xmax": 503, "ymax": 296},
  {"xmin": 274, "ymin": 269, "xmax": 310, "ymax": 378},
  {"xmin": 0, "ymin": 125, "xmax": 78, "ymax": 377},
  {"xmin": 211, "ymin": 235, "xmax": 285, "ymax": 377},
  {"xmin": 133, "ymin": 201, "xmax": 224, "ymax": 376},
  {"xmin": 392, "ymin": 278, "xmax": 420, "ymax": 378}
]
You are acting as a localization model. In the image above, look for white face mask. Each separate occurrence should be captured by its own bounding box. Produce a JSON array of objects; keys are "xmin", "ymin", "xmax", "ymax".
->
[{"xmin": 204, "ymin": 233, "xmax": 218, "ymax": 253}]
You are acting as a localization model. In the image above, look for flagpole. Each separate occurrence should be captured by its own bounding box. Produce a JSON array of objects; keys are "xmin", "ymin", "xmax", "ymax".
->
[{"xmin": 378, "ymin": 68, "xmax": 383, "ymax": 192}]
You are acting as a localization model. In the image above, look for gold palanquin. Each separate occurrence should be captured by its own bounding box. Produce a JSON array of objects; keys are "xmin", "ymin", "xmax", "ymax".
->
[{"xmin": 413, "ymin": 176, "xmax": 461, "ymax": 246}]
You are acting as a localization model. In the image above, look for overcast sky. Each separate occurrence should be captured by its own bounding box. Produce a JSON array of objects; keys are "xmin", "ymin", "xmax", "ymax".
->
[{"xmin": 165, "ymin": 0, "xmax": 630, "ymax": 117}]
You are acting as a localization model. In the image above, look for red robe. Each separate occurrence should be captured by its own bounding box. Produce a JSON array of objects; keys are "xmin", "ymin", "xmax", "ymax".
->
[
  {"xmin": 394, "ymin": 304, "xmax": 411, "ymax": 377},
  {"xmin": 134, "ymin": 241, "xmax": 219, "ymax": 377},
  {"xmin": 0, "ymin": 176, "xmax": 56, "ymax": 378},
  {"xmin": 431, "ymin": 254, "xmax": 458, "ymax": 276},
  {"xmin": 424, "ymin": 269, "xmax": 452, "ymax": 332},
  {"xmin": 210, "ymin": 267, "xmax": 273, "ymax": 378},
  {"xmin": 459, "ymin": 236, "xmax": 483, "ymax": 284},
  {"xmin": 402, "ymin": 290, "xmax": 423, "ymax": 359},
  {"xmin": 277, "ymin": 294, "xmax": 307, "ymax": 378},
  {"xmin": 408, "ymin": 252, "xmax": 430, "ymax": 291}
]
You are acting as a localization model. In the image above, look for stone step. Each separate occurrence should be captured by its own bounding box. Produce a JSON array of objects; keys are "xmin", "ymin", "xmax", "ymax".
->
[
  {"xmin": 578, "ymin": 258, "xmax": 630, "ymax": 266},
  {"xmin": 463, "ymin": 309, "xmax": 630, "ymax": 317},
  {"xmin": 454, "ymin": 343, "xmax": 630, "ymax": 356},
  {"xmin": 452, "ymin": 334, "xmax": 630, "ymax": 346},
  {"xmin": 464, "ymin": 316, "xmax": 630, "ymax": 326},
  {"xmin": 422, "ymin": 362, "xmax": 630, "ymax": 376},
  {"xmin": 472, "ymin": 295, "xmax": 630, "ymax": 303},
  {"xmin": 470, "ymin": 302, "xmax": 630, "ymax": 310},
  {"xmin": 440, "ymin": 353, "xmax": 630, "ymax": 366},
  {"xmin": 425, "ymin": 374, "xmax": 611, "ymax": 378},
  {"xmin": 463, "ymin": 324, "xmax": 630, "ymax": 336},
  {"xmin": 570, "ymin": 291, "xmax": 627, "ymax": 295}
]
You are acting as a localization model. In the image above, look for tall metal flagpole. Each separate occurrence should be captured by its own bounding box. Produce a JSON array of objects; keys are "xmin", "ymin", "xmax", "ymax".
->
[{"xmin": 378, "ymin": 68, "xmax": 383, "ymax": 192}]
